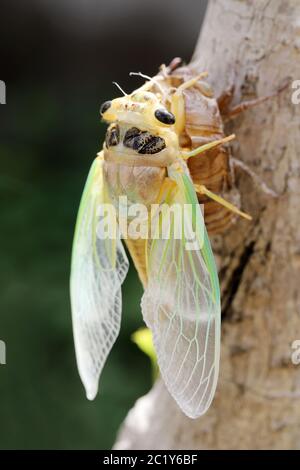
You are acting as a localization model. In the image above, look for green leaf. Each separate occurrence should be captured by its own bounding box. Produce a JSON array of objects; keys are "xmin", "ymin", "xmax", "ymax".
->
[{"xmin": 131, "ymin": 328, "xmax": 159, "ymax": 382}]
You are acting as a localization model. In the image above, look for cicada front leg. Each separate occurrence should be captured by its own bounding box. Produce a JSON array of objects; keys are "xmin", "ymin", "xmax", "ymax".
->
[
  {"xmin": 170, "ymin": 72, "xmax": 208, "ymax": 136},
  {"xmin": 231, "ymin": 157, "xmax": 279, "ymax": 199},
  {"xmin": 170, "ymin": 75, "xmax": 236, "ymax": 160},
  {"xmin": 218, "ymin": 80, "xmax": 289, "ymax": 121}
]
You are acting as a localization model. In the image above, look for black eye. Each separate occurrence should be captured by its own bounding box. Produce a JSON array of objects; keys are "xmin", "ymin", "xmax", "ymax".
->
[
  {"xmin": 100, "ymin": 100, "xmax": 111, "ymax": 115},
  {"xmin": 154, "ymin": 108, "xmax": 175, "ymax": 125},
  {"xmin": 106, "ymin": 124, "xmax": 120, "ymax": 147}
]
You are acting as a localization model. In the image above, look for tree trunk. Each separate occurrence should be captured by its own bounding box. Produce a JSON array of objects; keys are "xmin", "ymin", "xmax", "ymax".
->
[{"xmin": 114, "ymin": 0, "xmax": 300, "ymax": 450}]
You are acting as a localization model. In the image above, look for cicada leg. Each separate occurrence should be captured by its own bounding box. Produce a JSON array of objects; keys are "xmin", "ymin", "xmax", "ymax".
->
[
  {"xmin": 194, "ymin": 183, "xmax": 252, "ymax": 221},
  {"xmin": 169, "ymin": 74, "xmax": 236, "ymax": 159},
  {"xmin": 171, "ymin": 72, "xmax": 208, "ymax": 135},
  {"xmin": 219, "ymin": 81, "xmax": 289, "ymax": 122},
  {"xmin": 154, "ymin": 176, "xmax": 178, "ymax": 205},
  {"xmin": 231, "ymin": 157, "xmax": 278, "ymax": 199},
  {"xmin": 181, "ymin": 134, "xmax": 235, "ymax": 160}
]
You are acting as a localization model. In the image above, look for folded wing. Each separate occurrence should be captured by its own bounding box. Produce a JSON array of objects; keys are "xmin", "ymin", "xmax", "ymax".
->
[
  {"xmin": 70, "ymin": 154, "xmax": 128, "ymax": 400},
  {"xmin": 142, "ymin": 162, "xmax": 220, "ymax": 418}
]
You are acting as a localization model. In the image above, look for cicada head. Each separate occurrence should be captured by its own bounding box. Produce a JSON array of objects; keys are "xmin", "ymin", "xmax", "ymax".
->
[{"xmin": 100, "ymin": 87, "xmax": 179, "ymax": 167}]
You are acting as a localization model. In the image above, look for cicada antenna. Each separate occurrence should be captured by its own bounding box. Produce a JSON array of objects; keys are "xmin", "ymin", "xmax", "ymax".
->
[
  {"xmin": 129, "ymin": 71, "xmax": 165, "ymax": 96},
  {"xmin": 112, "ymin": 81, "xmax": 128, "ymax": 96}
]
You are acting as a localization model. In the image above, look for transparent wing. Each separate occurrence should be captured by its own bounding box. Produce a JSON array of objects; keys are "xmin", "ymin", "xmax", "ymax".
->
[
  {"xmin": 141, "ymin": 162, "xmax": 220, "ymax": 418},
  {"xmin": 70, "ymin": 154, "xmax": 128, "ymax": 400}
]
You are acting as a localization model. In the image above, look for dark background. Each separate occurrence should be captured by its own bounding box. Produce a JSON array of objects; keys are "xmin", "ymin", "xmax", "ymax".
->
[{"xmin": 0, "ymin": 0, "xmax": 207, "ymax": 449}]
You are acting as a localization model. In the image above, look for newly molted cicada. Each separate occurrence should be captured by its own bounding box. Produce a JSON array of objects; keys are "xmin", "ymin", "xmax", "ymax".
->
[{"xmin": 70, "ymin": 66, "xmax": 251, "ymax": 418}]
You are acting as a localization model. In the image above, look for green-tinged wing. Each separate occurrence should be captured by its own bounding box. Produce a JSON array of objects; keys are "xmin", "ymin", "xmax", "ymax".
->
[
  {"xmin": 70, "ymin": 154, "xmax": 128, "ymax": 400},
  {"xmin": 141, "ymin": 161, "xmax": 220, "ymax": 418}
]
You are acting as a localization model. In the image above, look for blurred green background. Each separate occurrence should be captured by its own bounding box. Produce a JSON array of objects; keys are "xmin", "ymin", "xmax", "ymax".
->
[{"xmin": 0, "ymin": 0, "xmax": 207, "ymax": 449}]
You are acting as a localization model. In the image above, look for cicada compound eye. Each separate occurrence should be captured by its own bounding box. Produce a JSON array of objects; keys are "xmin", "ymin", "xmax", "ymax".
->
[
  {"xmin": 100, "ymin": 100, "xmax": 112, "ymax": 115},
  {"xmin": 154, "ymin": 108, "xmax": 176, "ymax": 125}
]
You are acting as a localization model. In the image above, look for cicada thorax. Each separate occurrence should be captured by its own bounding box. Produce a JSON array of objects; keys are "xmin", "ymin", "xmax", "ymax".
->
[
  {"xmin": 158, "ymin": 66, "xmax": 239, "ymax": 235},
  {"xmin": 103, "ymin": 123, "xmax": 167, "ymax": 208},
  {"xmin": 103, "ymin": 122, "xmax": 168, "ymax": 287}
]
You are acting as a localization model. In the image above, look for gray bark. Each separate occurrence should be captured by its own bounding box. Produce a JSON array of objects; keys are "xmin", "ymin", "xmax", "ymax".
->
[{"xmin": 114, "ymin": 0, "xmax": 300, "ymax": 450}]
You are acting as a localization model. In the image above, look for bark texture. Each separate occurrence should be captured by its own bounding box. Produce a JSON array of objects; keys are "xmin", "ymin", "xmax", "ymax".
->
[{"xmin": 114, "ymin": 0, "xmax": 300, "ymax": 450}]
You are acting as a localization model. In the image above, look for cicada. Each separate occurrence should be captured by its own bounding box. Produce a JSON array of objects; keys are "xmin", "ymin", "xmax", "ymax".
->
[{"xmin": 70, "ymin": 67, "xmax": 250, "ymax": 418}]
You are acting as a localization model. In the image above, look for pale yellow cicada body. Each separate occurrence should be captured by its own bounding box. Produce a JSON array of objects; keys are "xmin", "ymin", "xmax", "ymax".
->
[
  {"xmin": 70, "ymin": 71, "xmax": 237, "ymax": 418},
  {"xmin": 102, "ymin": 84, "xmax": 181, "ymax": 286}
]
